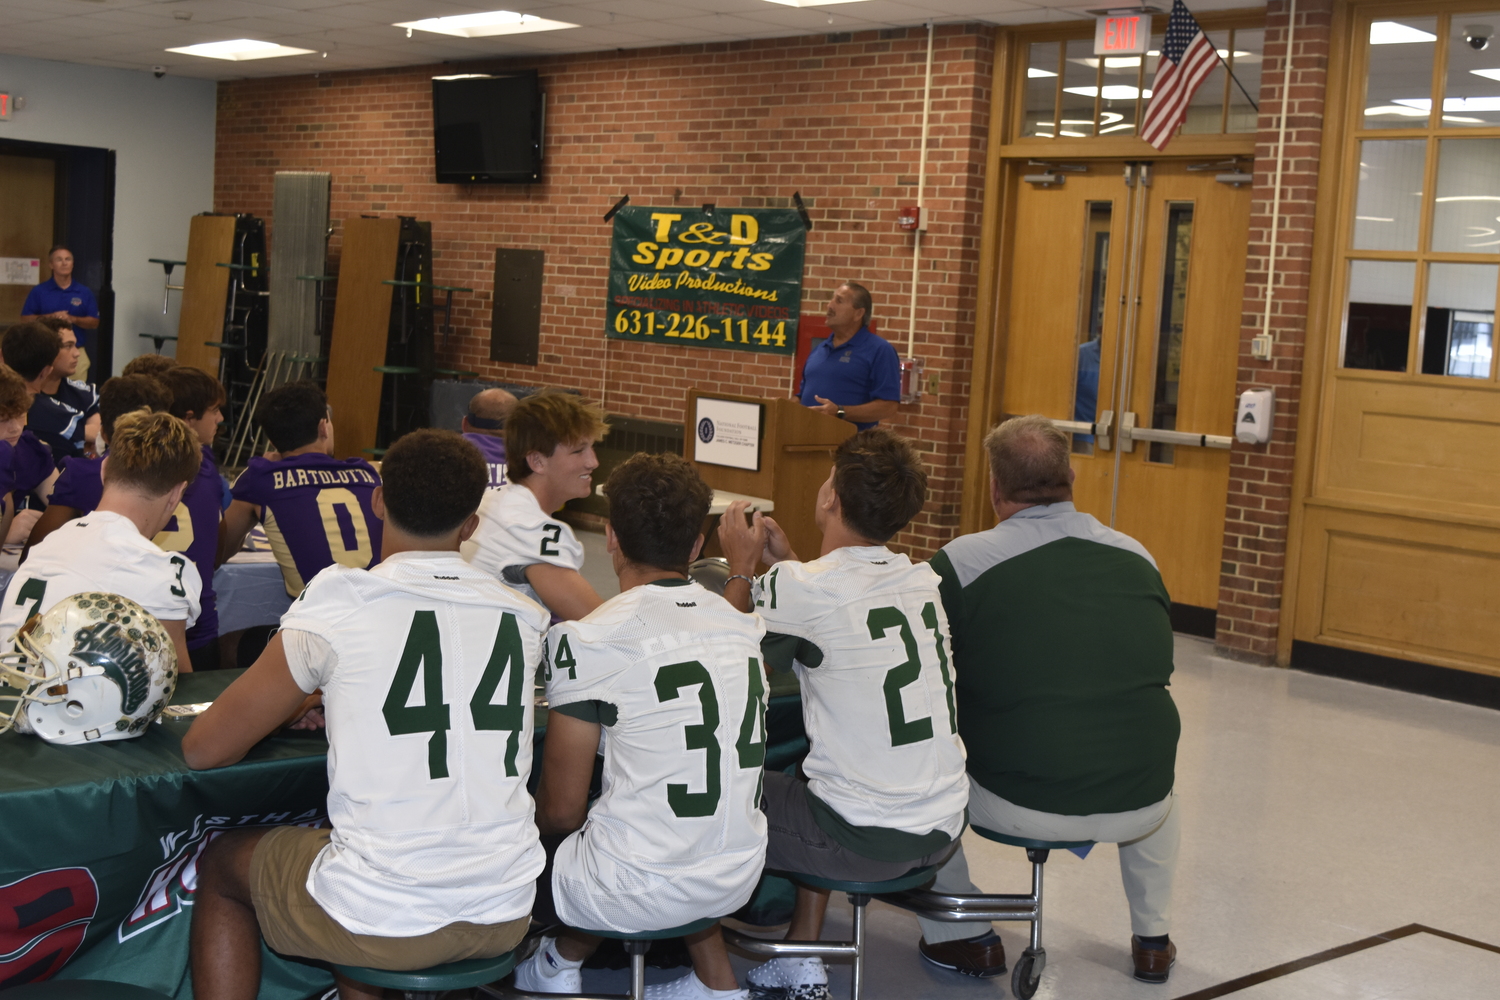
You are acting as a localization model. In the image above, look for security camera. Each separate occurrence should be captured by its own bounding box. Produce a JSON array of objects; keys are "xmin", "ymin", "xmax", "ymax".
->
[
  {"xmin": 1464, "ymin": 25, "xmax": 1492, "ymax": 51},
  {"xmin": 153, "ymin": 66, "xmax": 167, "ymax": 79}
]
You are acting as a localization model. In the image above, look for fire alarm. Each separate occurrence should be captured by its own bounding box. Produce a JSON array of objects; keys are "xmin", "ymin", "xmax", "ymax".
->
[{"xmin": 898, "ymin": 206, "xmax": 921, "ymax": 231}]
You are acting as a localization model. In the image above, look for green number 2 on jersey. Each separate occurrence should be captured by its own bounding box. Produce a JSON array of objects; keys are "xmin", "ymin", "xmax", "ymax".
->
[
  {"xmin": 867, "ymin": 603, "xmax": 957, "ymax": 747},
  {"xmin": 383, "ymin": 609, "xmax": 530, "ymax": 780}
]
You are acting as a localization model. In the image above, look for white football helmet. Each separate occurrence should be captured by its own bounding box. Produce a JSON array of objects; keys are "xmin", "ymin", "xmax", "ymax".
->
[{"xmin": 0, "ymin": 593, "xmax": 178, "ymax": 745}]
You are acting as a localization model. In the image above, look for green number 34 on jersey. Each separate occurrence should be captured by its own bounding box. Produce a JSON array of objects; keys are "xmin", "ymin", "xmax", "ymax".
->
[{"xmin": 383, "ymin": 610, "xmax": 530, "ymax": 780}]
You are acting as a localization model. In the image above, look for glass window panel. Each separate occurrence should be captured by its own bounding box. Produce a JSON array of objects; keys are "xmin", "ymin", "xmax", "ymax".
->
[
  {"xmin": 1182, "ymin": 31, "xmax": 1231, "ymax": 134},
  {"xmin": 1432, "ymin": 138, "xmax": 1500, "ymax": 253},
  {"xmin": 1421, "ymin": 263, "xmax": 1497, "ymax": 377},
  {"xmin": 1442, "ymin": 14, "xmax": 1500, "ymax": 128},
  {"xmin": 1059, "ymin": 39, "xmax": 1100, "ymax": 137},
  {"xmin": 1352, "ymin": 139, "xmax": 1426, "ymax": 251},
  {"xmin": 1097, "ymin": 50, "xmax": 1143, "ymax": 137},
  {"xmin": 1148, "ymin": 203, "xmax": 1194, "ymax": 464},
  {"xmin": 1073, "ymin": 202, "xmax": 1113, "ymax": 455},
  {"xmin": 1344, "ymin": 260, "xmax": 1416, "ymax": 371},
  {"xmin": 1024, "ymin": 41, "xmax": 1060, "ymax": 137},
  {"xmin": 1363, "ymin": 16, "xmax": 1438, "ymax": 130},
  {"xmin": 1227, "ymin": 28, "xmax": 1264, "ymax": 133}
]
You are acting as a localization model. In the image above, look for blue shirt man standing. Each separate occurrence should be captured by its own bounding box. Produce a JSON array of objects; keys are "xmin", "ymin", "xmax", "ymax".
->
[
  {"xmin": 21, "ymin": 246, "xmax": 100, "ymax": 333},
  {"xmin": 798, "ymin": 282, "xmax": 901, "ymax": 431}
]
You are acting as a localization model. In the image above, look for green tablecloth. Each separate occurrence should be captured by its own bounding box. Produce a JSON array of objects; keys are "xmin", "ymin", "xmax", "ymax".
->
[{"xmin": 0, "ymin": 670, "xmax": 333, "ymax": 999}]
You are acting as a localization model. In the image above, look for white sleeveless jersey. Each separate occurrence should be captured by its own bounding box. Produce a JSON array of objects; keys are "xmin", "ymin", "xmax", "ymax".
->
[
  {"xmin": 754, "ymin": 546, "xmax": 968, "ymax": 840},
  {"xmin": 279, "ymin": 550, "xmax": 550, "ymax": 937},
  {"xmin": 0, "ymin": 511, "xmax": 201, "ymax": 649},
  {"xmin": 465, "ymin": 483, "xmax": 585, "ymax": 610},
  {"xmin": 545, "ymin": 580, "xmax": 769, "ymax": 933}
]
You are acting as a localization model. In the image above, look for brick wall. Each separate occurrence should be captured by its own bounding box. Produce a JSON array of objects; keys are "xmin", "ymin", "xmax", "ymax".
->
[
  {"xmin": 1216, "ymin": 0, "xmax": 1333, "ymax": 661},
  {"xmin": 214, "ymin": 25, "xmax": 995, "ymax": 557}
]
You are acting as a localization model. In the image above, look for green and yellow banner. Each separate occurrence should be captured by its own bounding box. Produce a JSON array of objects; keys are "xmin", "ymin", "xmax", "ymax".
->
[{"xmin": 607, "ymin": 206, "xmax": 805, "ymax": 356}]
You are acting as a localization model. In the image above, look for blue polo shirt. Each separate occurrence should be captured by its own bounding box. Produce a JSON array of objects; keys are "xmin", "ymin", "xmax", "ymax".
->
[
  {"xmin": 797, "ymin": 327, "xmax": 901, "ymax": 430},
  {"xmin": 22, "ymin": 279, "xmax": 99, "ymax": 338}
]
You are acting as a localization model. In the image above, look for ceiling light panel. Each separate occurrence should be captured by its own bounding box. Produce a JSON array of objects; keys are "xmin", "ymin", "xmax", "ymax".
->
[
  {"xmin": 761, "ymin": 0, "xmax": 873, "ymax": 7},
  {"xmin": 393, "ymin": 10, "xmax": 579, "ymax": 38},
  {"xmin": 166, "ymin": 39, "xmax": 316, "ymax": 61}
]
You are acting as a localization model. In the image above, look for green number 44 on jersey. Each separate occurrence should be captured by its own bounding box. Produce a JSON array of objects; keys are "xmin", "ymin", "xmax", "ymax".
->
[{"xmin": 383, "ymin": 610, "xmax": 530, "ymax": 779}]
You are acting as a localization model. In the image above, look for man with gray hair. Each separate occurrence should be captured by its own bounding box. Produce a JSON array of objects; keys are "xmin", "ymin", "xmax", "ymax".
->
[
  {"xmin": 461, "ymin": 387, "xmax": 517, "ymax": 489},
  {"xmin": 910, "ymin": 414, "xmax": 1183, "ymax": 985}
]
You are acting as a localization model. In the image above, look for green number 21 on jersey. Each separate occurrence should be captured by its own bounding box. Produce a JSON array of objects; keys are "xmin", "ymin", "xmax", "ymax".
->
[{"xmin": 383, "ymin": 610, "xmax": 530, "ymax": 780}]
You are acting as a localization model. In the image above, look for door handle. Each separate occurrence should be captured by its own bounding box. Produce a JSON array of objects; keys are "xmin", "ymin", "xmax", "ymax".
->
[
  {"xmin": 1048, "ymin": 410, "xmax": 1112, "ymax": 451},
  {"xmin": 1116, "ymin": 412, "xmax": 1231, "ymax": 451}
]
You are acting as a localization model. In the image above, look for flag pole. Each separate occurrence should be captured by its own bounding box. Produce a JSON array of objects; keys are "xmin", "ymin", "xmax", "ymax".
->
[{"xmin": 1213, "ymin": 47, "xmax": 1260, "ymax": 112}]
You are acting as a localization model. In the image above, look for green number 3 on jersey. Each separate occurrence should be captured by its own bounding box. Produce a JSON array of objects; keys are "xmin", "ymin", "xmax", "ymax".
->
[{"xmin": 383, "ymin": 609, "xmax": 530, "ymax": 780}]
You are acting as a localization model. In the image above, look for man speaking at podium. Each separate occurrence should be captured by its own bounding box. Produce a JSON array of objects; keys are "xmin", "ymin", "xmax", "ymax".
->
[{"xmin": 798, "ymin": 282, "xmax": 901, "ymax": 431}]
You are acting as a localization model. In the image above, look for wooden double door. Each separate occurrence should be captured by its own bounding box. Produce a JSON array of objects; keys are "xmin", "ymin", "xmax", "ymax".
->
[{"xmin": 996, "ymin": 159, "xmax": 1251, "ymax": 620}]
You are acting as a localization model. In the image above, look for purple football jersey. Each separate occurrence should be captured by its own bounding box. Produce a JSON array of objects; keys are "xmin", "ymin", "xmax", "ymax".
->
[
  {"xmin": 232, "ymin": 452, "xmax": 383, "ymax": 595},
  {"xmin": 49, "ymin": 455, "xmax": 104, "ymax": 512},
  {"xmin": 462, "ymin": 432, "xmax": 508, "ymax": 489},
  {"xmin": 11, "ymin": 432, "xmax": 54, "ymax": 497}
]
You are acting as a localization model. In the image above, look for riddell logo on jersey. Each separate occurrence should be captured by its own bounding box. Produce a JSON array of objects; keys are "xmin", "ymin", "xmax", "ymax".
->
[{"xmin": 118, "ymin": 810, "xmax": 326, "ymax": 942}]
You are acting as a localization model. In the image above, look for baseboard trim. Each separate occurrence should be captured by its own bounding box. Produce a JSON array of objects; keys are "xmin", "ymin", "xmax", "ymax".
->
[
  {"xmin": 1170, "ymin": 602, "xmax": 1216, "ymax": 639},
  {"xmin": 1291, "ymin": 640, "xmax": 1500, "ymax": 711}
]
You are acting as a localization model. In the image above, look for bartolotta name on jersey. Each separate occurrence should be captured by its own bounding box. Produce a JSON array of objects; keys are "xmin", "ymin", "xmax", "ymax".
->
[{"xmin": 270, "ymin": 467, "xmax": 378, "ymax": 490}]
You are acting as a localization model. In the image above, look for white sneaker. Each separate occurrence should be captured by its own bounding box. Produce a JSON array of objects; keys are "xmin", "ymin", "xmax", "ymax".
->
[
  {"xmin": 512, "ymin": 936, "xmax": 584, "ymax": 994},
  {"xmin": 745, "ymin": 957, "xmax": 831, "ymax": 1000},
  {"xmin": 644, "ymin": 970, "xmax": 748, "ymax": 999}
]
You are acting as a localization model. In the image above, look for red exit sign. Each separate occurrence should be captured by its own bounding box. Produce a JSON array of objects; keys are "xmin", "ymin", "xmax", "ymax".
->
[{"xmin": 1095, "ymin": 13, "xmax": 1152, "ymax": 55}]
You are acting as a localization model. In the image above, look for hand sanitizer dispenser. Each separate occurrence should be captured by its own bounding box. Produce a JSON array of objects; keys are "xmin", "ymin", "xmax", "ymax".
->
[{"xmin": 1236, "ymin": 388, "xmax": 1274, "ymax": 444}]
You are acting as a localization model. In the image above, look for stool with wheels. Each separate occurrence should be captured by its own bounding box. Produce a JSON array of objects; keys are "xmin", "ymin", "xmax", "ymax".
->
[
  {"xmin": 485, "ymin": 917, "xmax": 718, "ymax": 1000},
  {"xmin": 333, "ymin": 950, "xmax": 518, "ymax": 1000},
  {"xmin": 876, "ymin": 827, "xmax": 1093, "ymax": 1000},
  {"xmin": 720, "ymin": 865, "xmax": 938, "ymax": 1000}
]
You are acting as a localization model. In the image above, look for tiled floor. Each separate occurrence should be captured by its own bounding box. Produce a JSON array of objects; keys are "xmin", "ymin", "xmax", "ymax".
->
[{"xmin": 569, "ymin": 533, "xmax": 1500, "ymax": 998}]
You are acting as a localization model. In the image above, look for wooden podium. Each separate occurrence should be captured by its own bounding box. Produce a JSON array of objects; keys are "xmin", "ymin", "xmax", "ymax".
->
[{"xmin": 685, "ymin": 390, "xmax": 855, "ymax": 565}]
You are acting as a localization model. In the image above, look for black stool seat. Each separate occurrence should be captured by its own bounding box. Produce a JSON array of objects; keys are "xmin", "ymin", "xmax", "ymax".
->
[
  {"xmin": 4, "ymin": 982, "xmax": 172, "ymax": 999},
  {"xmin": 334, "ymin": 950, "xmax": 517, "ymax": 993}
]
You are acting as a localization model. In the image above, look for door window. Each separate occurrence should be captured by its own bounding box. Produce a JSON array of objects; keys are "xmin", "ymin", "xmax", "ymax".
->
[
  {"xmin": 1148, "ymin": 203, "xmax": 1195, "ymax": 464},
  {"xmin": 1072, "ymin": 202, "xmax": 1113, "ymax": 454}
]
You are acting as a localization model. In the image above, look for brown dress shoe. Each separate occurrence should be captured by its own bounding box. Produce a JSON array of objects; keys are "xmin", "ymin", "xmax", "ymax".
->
[
  {"xmin": 918, "ymin": 933, "xmax": 1008, "ymax": 978},
  {"xmin": 1131, "ymin": 935, "xmax": 1177, "ymax": 983}
]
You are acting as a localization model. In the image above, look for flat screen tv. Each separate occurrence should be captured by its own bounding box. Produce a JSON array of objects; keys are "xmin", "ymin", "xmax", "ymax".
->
[{"xmin": 432, "ymin": 71, "xmax": 543, "ymax": 184}]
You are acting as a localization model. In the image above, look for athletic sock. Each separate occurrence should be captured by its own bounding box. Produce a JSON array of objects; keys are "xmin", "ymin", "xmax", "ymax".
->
[{"xmin": 537, "ymin": 936, "xmax": 585, "ymax": 976}]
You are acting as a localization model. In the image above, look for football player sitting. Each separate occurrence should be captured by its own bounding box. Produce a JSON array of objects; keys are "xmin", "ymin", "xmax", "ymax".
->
[
  {"xmin": 220, "ymin": 381, "xmax": 382, "ymax": 596},
  {"xmin": 25, "ymin": 373, "xmax": 174, "ymax": 554},
  {"xmin": 461, "ymin": 387, "xmax": 517, "ymax": 489},
  {"xmin": 185, "ymin": 429, "xmax": 547, "ymax": 1000},
  {"xmin": 514, "ymin": 452, "xmax": 768, "ymax": 1000},
  {"xmin": 466, "ymin": 389, "xmax": 606, "ymax": 619},
  {"xmin": 0, "ymin": 409, "xmax": 203, "ymax": 672},
  {"xmin": 718, "ymin": 430, "xmax": 969, "ymax": 1000}
]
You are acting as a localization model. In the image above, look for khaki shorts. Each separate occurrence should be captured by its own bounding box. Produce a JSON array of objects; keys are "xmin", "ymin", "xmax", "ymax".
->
[{"xmin": 249, "ymin": 826, "xmax": 531, "ymax": 970}]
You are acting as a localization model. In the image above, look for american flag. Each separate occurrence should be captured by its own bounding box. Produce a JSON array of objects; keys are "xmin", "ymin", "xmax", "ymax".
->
[{"xmin": 1140, "ymin": 0, "xmax": 1220, "ymax": 149}]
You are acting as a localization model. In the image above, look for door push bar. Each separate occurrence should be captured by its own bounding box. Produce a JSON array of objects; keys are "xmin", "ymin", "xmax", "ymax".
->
[
  {"xmin": 1116, "ymin": 411, "xmax": 1233, "ymax": 451},
  {"xmin": 1047, "ymin": 410, "xmax": 1113, "ymax": 451}
]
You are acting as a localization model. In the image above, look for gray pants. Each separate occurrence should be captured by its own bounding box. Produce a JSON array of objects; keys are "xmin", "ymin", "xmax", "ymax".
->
[
  {"xmin": 763, "ymin": 770, "xmax": 959, "ymax": 882},
  {"xmin": 918, "ymin": 777, "xmax": 1180, "ymax": 943}
]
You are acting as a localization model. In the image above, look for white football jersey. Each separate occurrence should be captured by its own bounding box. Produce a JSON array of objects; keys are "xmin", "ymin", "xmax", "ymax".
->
[
  {"xmin": 0, "ymin": 511, "xmax": 201, "ymax": 649},
  {"xmin": 279, "ymin": 550, "xmax": 550, "ymax": 937},
  {"xmin": 465, "ymin": 483, "xmax": 584, "ymax": 610},
  {"xmin": 754, "ymin": 546, "xmax": 968, "ymax": 840},
  {"xmin": 545, "ymin": 579, "xmax": 769, "ymax": 933}
]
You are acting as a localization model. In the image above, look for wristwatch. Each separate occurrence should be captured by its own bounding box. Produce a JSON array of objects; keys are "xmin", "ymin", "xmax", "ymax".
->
[{"xmin": 836, "ymin": 408, "xmax": 846, "ymax": 421}]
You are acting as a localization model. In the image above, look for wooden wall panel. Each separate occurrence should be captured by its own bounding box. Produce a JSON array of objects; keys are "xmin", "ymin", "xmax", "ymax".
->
[
  {"xmin": 175, "ymin": 214, "xmax": 237, "ymax": 375},
  {"xmin": 325, "ymin": 217, "xmax": 400, "ymax": 460},
  {"xmin": 1296, "ymin": 504, "xmax": 1500, "ymax": 677},
  {"xmin": 1319, "ymin": 377, "xmax": 1500, "ymax": 522}
]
